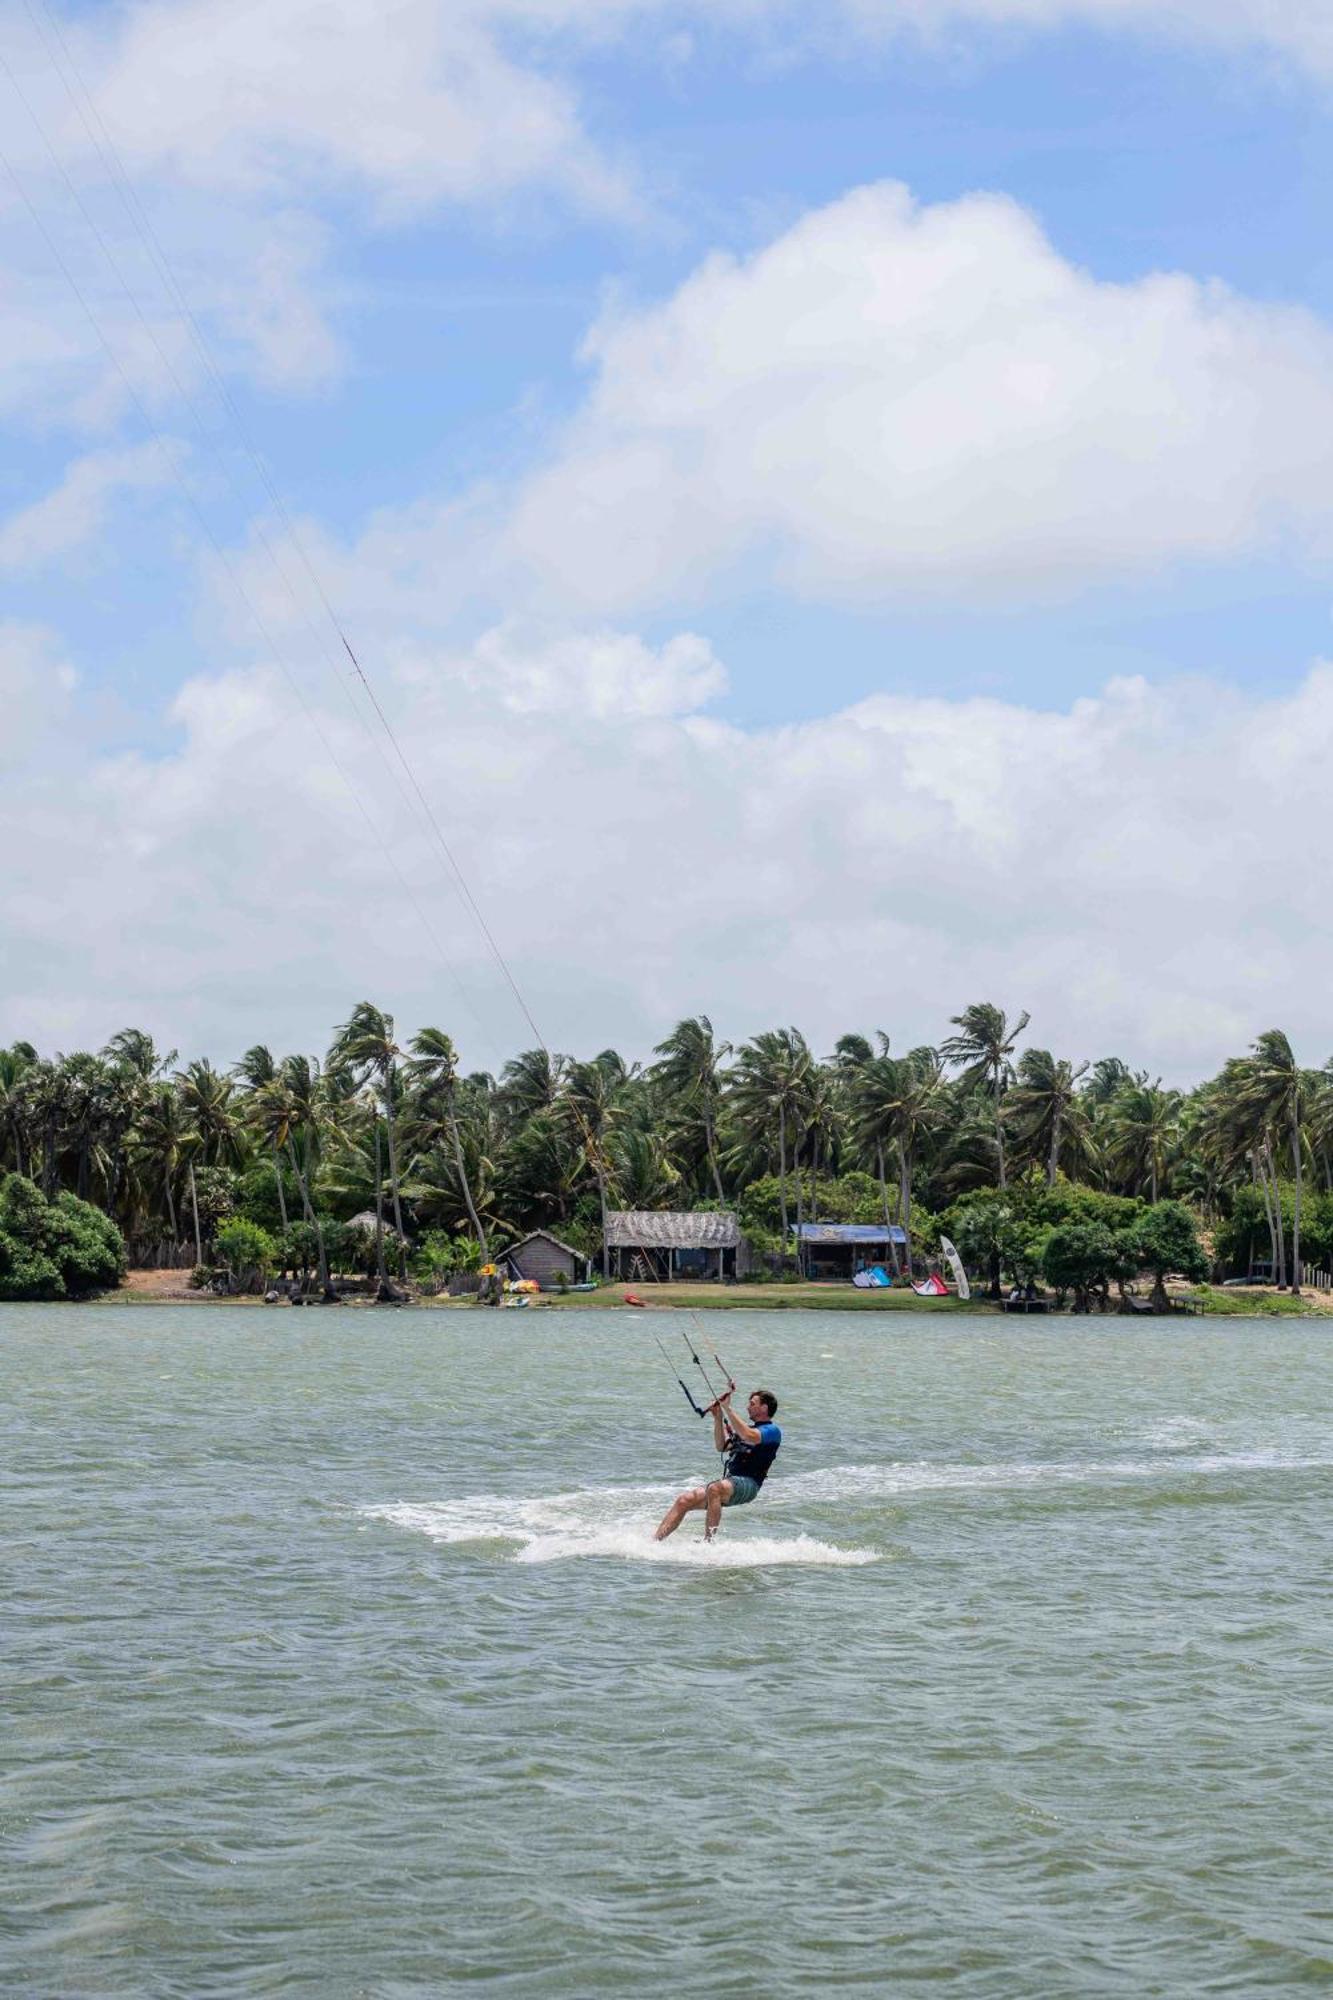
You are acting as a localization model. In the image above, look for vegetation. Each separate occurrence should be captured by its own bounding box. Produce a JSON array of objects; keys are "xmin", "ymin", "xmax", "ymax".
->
[
  {"xmin": 0, "ymin": 1173, "xmax": 125, "ymax": 1299},
  {"xmin": 0, "ymin": 1006, "xmax": 1327, "ymax": 1307}
]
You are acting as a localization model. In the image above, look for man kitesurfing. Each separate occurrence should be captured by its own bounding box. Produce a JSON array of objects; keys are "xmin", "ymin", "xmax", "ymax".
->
[{"xmin": 654, "ymin": 1388, "xmax": 782, "ymax": 1542}]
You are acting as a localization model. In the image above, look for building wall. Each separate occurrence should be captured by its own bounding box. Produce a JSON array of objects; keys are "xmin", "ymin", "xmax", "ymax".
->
[{"xmin": 511, "ymin": 1237, "xmax": 579, "ymax": 1289}]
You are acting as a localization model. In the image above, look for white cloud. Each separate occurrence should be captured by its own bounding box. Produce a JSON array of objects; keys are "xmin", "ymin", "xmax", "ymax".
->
[
  {"xmin": 0, "ymin": 622, "xmax": 76, "ymax": 765},
  {"xmin": 69, "ymin": 0, "xmax": 633, "ymax": 222},
  {"xmin": 3, "ymin": 617, "xmax": 1330, "ymax": 1079},
  {"xmin": 0, "ymin": 440, "xmax": 177, "ymax": 571},
  {"xmin": 505, "ymin": 182, "xmax": 1333, "ymax": 610}
]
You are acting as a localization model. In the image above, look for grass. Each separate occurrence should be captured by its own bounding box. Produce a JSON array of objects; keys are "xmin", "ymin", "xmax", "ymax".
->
[
  {"xmin": 1182, "ymin": 1285, "xmax": 1320, "ymax": 1318},
  {"xmin": 539, "ymin": 1281, "xmax": 987, "ymax": 1313}
]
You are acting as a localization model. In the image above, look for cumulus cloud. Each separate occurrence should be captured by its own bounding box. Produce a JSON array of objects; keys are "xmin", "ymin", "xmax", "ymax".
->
[
  {"xmin": 67, "ymin": 0, "xmax": 633, "ymax": 222},
  {"xmin": 506, "ymin": 181, "xmax": 1333, "ymax": 610},
  {"xmin": 0, "ymin": 440, "xmax": 177, "ymax": 571},
  {"xmin": 3, "ymin": 617, "xmax": 1329, "ymax": 1079}
]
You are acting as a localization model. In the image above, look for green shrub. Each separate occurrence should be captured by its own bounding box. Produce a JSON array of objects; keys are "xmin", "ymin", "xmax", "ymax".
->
[
  {"xmin": 214, "ymin": 1217, "xmax": 278, "ymax": 1293},
  {"xmin": 0, "ymin": 1173, "xmax": 126, "ymax": 1299}
]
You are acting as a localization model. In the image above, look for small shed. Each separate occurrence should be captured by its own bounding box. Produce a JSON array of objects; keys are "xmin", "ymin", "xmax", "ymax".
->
[
  {"xmin": 502, "ymin": 1230, "xmax": 589, "ymax": 1290},
  {"xmin": 794, "ymin": 1222, "xmax": 908, "ymax": 1281},
  {"xmin": 604, "ymin": 1210, "xmax": 744, "ymax": 1282}
]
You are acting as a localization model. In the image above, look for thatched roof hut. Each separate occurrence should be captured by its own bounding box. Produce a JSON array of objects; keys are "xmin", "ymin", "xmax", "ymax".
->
[{"xmin": 604, "ymin": 1210, "xmax": 743, "ymax": 1280}]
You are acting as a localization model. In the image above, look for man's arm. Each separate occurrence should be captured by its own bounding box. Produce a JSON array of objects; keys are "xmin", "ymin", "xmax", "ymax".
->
[
  {"xmin": 719, "ymin": 1397, "xmax": 761, "ymax": 1445},
  {"xmin": 712, "ymin": 1401, "xmax": 728, "ymax": 1451}
]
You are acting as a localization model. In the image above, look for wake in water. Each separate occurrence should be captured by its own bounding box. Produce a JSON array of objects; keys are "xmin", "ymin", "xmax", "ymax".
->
[{"xmin": 361, "ymin": 1487, "xmax": 878, "ymax": 1567}]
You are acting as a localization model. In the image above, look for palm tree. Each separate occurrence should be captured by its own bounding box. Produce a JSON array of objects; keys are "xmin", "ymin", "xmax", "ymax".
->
[
  {"xmin": 132, "ymin": 1082, "xmax": 188, "ymax": 1247},
  {"xmin": 330, "ymin": 1003, "xmax": 408, "ymax": 1280},
  {"xmin": 728, "ymin": 1029, "xmax": 813, "ymax": 1253},
  {"xmin": 104, "ymin": 1028, "xmax": 176, "ymax": 1081},
  {"xmin": 1231, "ymin": 1031, "xmax": 1309, "ymax": 1291},
  {"xmin": 650, "ymin": 1016, "xmax": 731, "ymax": 1203},
  {"xmin": 176, "ymin": 1060, "xmax": 243, "ymax": 1168},
  {"xmin": 253, "ymin": 1057, "xmax": 336, "ymax": 1297},
  {"xmin": 563, "ymin": 1051, "xmax": 635, "ymax": 1277},
  {"xmin": 408, "ymin": 1028, "xmax": 490, "ymax": 1262},
  {"xmin": 234, "ymin": 1044, "xmax": 290, "ymax": 1235},
  {"xmin": 836, "ymin": 1032, "xmax": 902, "ymax": 1269},
  {"xmin": 0, "ymin": 1042, "xmax": 37, "ymax": 1177},
  {"xmin": 1008, "ymin": 1049, "xmax": 1091, "ymax": 1186},
  {"xmin": 879, "ymin": 1047, "xmax": 948, "ymax": 1274},
  {"xmin": 1105, "ymin": 1075, "xmax": 1181, "ymax": 1202},
  {"xmin": 941, "ymin": 1002, "xmax": 1030, "ymax": 1188}
]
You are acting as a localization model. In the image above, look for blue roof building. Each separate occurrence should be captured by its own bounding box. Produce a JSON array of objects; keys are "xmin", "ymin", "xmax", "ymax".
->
[{"xmin": 792, "ymin": 1221, "xmax": 907, "ymax": 1281}]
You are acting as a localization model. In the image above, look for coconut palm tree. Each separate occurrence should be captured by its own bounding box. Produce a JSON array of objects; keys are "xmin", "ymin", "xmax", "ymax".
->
[
  {"xmin": 329, "ymin": 1003, "xmax": 408, "ymax": 1279},
  {"xmin": 408, "ymin": 1027, "xmax": 489, "ymax": 1262},
  {"xmin": 650, "ymin": 1016, "xmax": 731, "ymax": 1203},
  {"xmin": 0, "ymin": 1042, "xmax": 37, "ymax": 1177},
  {"xmin": 1230, "ymin": 1030, "xmax": 1309, "ymax": 1291},
  {"xmin": 1104, "ymin": 1075, "xmax": 1181, "ymax": 1203},
  {"xmin": 563, "ymin": 1051, "xmax": 636, "ymax": 1277},
  {"xmin": 879, "ymin": 1047, "xmax": 948, "ymax": 1273},
  {"xmin": 131, "ymin": 1082, "xmax": 188, "ymax": 1248},
  {"xmin": 728, "ymin": 1029, "xmax": 813, "ymax": 1253},
  {"xmin": 941, "ymin": 1002, "xmax": 1030, "ymax": 1188},
  {"xmin": 252, "ymin": 1057, "xmax": 337, "ymax": 1297},
  {"xmin": 1009, "ymin": 1050, "xmax": 1092, "ymax": 1186}
]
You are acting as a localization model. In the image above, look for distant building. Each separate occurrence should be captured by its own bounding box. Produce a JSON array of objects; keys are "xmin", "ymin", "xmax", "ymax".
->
[
  {"xmin": 501, "ymin": 1230, "xmax": 589, "ymax": 1290},
  {"xmin": 794, "ymin": 1221, "xmax": 908, "ymax": 1281},
  {"xmin": 604, "ymin": 1210, "xmax": 744, "ymax": 1282}
]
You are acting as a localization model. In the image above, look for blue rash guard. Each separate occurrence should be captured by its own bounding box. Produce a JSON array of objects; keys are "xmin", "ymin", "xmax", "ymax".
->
[{"xmin": 724, "ymin": 1421, "xmax": 782, "ymax": 1489}]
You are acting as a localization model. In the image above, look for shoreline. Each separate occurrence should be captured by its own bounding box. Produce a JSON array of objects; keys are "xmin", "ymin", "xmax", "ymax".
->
[{"xmin": 83, "ymin": 1273, "xmax": 1327, "ymax": 1316}]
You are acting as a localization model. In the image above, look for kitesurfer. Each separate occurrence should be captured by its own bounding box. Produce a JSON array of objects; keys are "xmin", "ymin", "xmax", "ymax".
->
[{"xmin": 653, "ymin": 1389, "xmax": 782, "ymax": 1542}]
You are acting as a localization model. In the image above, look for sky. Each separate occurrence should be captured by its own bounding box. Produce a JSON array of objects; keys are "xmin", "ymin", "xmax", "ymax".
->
[{"xmin": 4, "ymin": 0, "xmax": 1333, "ymax": 1079}]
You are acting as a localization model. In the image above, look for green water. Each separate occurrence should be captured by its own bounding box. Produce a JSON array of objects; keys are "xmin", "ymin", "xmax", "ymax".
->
[{"xmin": 4, "ymin": 1305, "xmax": 1332, "ymax": 1997}]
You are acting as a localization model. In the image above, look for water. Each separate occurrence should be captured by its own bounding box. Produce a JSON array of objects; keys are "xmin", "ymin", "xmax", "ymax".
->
[{"xmin": 4, "ymin": 1305, "xmax": 1333, "ymax": 1997}]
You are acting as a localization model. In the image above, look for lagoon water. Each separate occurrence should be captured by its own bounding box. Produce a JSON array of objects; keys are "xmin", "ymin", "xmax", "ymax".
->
[{"xmin": 4, "ymin": 1304, "xmax": 1333, "ymax": 1996}]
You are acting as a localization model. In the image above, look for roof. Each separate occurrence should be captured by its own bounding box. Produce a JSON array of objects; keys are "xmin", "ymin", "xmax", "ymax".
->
[
  {"xmin": 605, "ymin": 1210, "xmax": 740, "ymax": 1249},
  {"xmin": 504, "ymin": 1230, "xmax": 585, "ymax": 1261},
  {"xmin": 795, "ymin": 1222, "xmax": 908, "ymax": 1245}
]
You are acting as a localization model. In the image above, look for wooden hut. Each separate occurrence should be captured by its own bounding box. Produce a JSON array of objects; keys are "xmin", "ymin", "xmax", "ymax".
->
[
  {"xmin": 501, "ymin": 1230, "xmax": 589, "ymax": 1290},
  {"xmin": 604, "ymin": 1210, "xmax": 743, "ymax": 1282}
]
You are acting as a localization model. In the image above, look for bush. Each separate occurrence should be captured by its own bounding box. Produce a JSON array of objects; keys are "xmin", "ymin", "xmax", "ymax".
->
[
  {"xmin": 0, "ymin": 1173, "xmax": 126, "ymax": 1300},
  {"xmin": 214, "ymin": 1217, "xmax": 278, "ymax": 1293}
]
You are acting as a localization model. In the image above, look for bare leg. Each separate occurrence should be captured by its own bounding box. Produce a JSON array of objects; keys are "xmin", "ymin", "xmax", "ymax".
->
[
  {"xmin": 703, "ymin": 1478, "xmax": 734, "ymax": 1541},
  {"xmin": 654, "ymin": 1486, "xmax": 707, "ymax": 1541}
]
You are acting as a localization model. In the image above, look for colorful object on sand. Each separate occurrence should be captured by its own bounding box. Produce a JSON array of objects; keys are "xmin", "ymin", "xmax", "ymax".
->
[{"xmin": 912, "ymin": 1273, "xmax": 949, "ymax": 1296}]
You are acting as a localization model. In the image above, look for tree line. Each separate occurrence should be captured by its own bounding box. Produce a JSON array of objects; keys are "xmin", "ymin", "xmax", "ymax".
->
[{"xmin": 0, "ymin": 1002, "xmax": 1324, "ymax": 1296}]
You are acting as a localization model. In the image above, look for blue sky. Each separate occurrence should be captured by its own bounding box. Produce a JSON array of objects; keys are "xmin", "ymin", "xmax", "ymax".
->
[{"xmin": 5, "ymin": 0, "xmax": 1333, "ymax": 1069}]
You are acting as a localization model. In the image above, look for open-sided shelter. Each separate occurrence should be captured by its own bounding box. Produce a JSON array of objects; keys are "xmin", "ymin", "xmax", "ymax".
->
[{"xmin": 604, "ymin": 1210, "xmax": 744, "ymax": 1282}]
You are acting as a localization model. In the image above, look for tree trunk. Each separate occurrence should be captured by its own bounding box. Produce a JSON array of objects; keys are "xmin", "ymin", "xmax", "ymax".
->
[
  {"xmin": 1258, "ymin": 1141, "xmax": 1285, "ymax": 1288},
  {"xmin": 188, "ymin": 1162, "xmax": 203, "ymax": 1266},
  {"xmin": 286, "ymin": 1137, "xmax": 331, "ymax": 1297},
  {"xmin": 995, "ymin": 1070, "xmax": 1006, "ymax": 1189},
  {"xmin": 794, "ymin": 1127, "xmax": 805, "ymax": 1274},
  {"xmin": 1047, "ymin": 1107, "xmax": 1061, "ymax": 1187},
  {"xmin": 272, "ymin": 1143, "xmax": 289, "ymax": 1235},
  {"xmin": 383, "ymin": 1068, "xmax": 408, "ymax": 1281},
  {"xmin": 164, "ymin": 1172, "xmax": 178, "ymax": 1246},
  {"xmin": 597, "ymin": 1161, "xmax": 610, "ymax": 1280},
  {"xmin": 1291, "ymin": 1112, "xmax": 1303, "ymax": 1294},
  {"xmin": 449, "ymin": 1102, "xmax": 489, "ymax": 1262},
  {"xmin": 876, "ymin": 1141, "xmax": 902, "ymax": 1279},
  {"xmin": 899, "ymin": 1143, "xmax": 913, "ymax": 1278},
  {"xmin": 1254, "ymin": 1152, "xmax": 1279, "ymax": 1284},
  {"xmin": 777, "ymin": 1101, "xmax": 789, "ymax": 1256},
  {"xmin": 373, "ymin": 1119, "xmax": 387, "ymax": 1285},
  {"xmin": 705, "ymin": 1105, "xmax": 725, "ymax": 1205}
]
